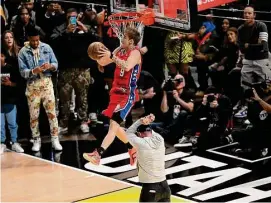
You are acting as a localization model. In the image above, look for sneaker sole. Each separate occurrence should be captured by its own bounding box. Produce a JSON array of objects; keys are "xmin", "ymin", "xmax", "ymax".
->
[
  {"xmin": 174, "ymin": 143, "xmax": 192, "ymax": 148},
  {"xmin": 83, "ymin": 153, "xmax": 99, "ymax": 165},
  {"xmin": 52, "ymin": 147, "xmax": 63, "ymax": 151},
  {"xmin": 12, "ymin": 149, "xmax": 24, "ymax": 153}
]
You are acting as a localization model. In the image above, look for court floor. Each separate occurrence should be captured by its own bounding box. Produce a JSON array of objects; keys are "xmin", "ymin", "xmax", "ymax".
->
[
  {"xmin": 1, "ymin": 118, "xmax": 271, "ymax": 202},
  {"xmin": 1, "ymin": 151, "xmax": 191, "ymax": 202}
]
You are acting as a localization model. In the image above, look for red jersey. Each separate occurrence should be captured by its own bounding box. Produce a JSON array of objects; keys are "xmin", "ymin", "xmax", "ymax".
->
[
  {"xmin": 110, "ymin": 47, "xmax": 141, "ymax": 100},
  {"xmin": 103, "ymin": 47, "xmax": 141, "ymax": 121}
]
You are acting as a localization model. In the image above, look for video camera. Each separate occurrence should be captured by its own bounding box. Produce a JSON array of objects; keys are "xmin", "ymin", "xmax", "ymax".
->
[
  {"xmin": 242, "ymin": 81, "xmax": 267, "ymax": 98},
  {"xmin": 163, "ymin": 77, "xmax": 184, "ymax": 92}
]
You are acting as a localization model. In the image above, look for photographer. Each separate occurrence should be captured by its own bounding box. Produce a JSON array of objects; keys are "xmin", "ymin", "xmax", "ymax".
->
[
  {"xmin": 160, "ymin": 74, "xmax": 194, "ymax": 140},
  {"xmin": 177, "ymin": 87, "xmax": 232, "ymax": 149},
  {"xmin": 227, "ymin": 84, "xmax": 271, "ymax": 157}
]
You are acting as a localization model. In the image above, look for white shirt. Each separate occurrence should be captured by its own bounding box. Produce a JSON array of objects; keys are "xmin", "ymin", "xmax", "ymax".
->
[{"xmin": 126, "ymin": 120, "xmax": 166, "ymax": 183}]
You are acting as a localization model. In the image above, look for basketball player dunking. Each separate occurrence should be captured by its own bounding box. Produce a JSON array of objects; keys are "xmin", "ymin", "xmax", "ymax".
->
[{"xmin": 83, "ymin": 27, "xmax": 142, "ymax": 165}]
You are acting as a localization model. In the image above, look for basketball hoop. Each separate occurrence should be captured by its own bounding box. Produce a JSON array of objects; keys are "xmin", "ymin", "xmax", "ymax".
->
[{"xmin": 108, "ymin": 9, "xmax": 155, "ymax": 41}]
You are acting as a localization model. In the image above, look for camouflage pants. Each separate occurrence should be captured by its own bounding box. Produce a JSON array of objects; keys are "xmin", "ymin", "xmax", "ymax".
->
[
  {"xmin": 26, "ymin": 77, "xmax": 58, "ymax": 138},
  {"xmin": 58, "ymin": 68, "xmax": 91, "ymax": 126}
]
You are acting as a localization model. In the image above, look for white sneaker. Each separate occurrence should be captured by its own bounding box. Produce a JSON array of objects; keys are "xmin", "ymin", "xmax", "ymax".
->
[
  {"xmin": 233, "ymin": 101, "xmax": 241, "ymax": 111},
  {"xmin": 190, "ymin": 136, "xmax": 198, "ymax": 145},
  {"xmin": 174, "ymin": 136, "xmax": 192, "ymax": 148},
  {"xmin": 11, "ymin": 143, "xmax": 24, "ymax": 153},
  {"xmin": 51, "ymin": 136, "xmax": 63, "ymax": 151},
  {"xmin": 261, "ymin": 148, "xmax": 268, "ymax": 157},
  {"xmin": 225, "ymin": 134, "xmax": 234, "ymax": 144},
  {"xmin": 54, "ymin": 151, "xmax": 63, "ymax": 162},
  {"xmin": 234, "ymin": 106, "xmax": 248, "ymax": 118},
  {"xmin": 244, "ymin": 119, "xmax": 251, "ymax": 125},
  {"xmin": 32, "ymin": 137, "xmax": 41, "ymax": 152},
  {"xmin": 1, "ymin": 144, "xmax": 6, "ymax": 155},
  {"xmin": 80, "ymin": 123, "xmax": 89, "ymax": 133},
  {"xmin": 89, "ymin": 113, "xmax": 98, "ymax": 122}
]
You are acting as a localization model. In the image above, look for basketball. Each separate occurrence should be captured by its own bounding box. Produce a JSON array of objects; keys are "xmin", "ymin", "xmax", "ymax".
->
[{"xmin": 87, "ymin": 42, "xmax": 107, "ymax": 61}]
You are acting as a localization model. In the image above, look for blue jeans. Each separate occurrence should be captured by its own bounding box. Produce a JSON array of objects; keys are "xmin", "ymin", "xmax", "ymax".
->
[{"xmin": 1, "ymin": 104, "xmax": 18, "ymax": 143}]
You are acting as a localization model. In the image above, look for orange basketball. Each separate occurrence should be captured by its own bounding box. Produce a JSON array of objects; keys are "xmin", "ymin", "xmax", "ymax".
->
[{"xmin": 87, "ymin": 42, "xmax": 107, "ymax": 60}]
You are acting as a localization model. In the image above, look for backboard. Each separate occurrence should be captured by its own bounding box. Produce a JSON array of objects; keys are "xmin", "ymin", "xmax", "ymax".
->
[{"xmin": 110, "ymin": 0, "xmax": 198, "ymax": 31}]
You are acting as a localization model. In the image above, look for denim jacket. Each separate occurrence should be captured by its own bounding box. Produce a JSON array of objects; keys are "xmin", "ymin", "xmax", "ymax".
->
[{"xmin": 18, "ymin": 42, "xmax": 58, "ymax": 83}]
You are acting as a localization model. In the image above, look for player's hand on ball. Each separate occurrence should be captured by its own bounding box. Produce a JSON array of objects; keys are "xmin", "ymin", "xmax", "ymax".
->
[{"xmin": 98, "ymin": 47, "xmax": 111, "ymax": 58}]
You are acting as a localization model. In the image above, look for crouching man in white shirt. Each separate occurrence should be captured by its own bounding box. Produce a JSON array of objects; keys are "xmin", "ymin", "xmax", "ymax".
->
[{"xmin": 126, "ymin": 114, "xmax": 171, "ymax": 202}]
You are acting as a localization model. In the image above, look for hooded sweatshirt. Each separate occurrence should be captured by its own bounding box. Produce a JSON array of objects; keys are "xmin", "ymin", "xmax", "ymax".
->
[{"xmin": 126, "ymin": 120, "xmax": 166, "ymax": 183}]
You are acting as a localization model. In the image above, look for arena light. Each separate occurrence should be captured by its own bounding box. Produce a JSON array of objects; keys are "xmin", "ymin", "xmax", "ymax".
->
[{"xmin": 197, "ymin": 0, "xmax": 237, "ymax": 12}]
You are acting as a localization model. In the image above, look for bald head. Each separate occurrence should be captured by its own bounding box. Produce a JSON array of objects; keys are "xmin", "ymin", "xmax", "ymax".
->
[{"xmin": 244, "ymin": 6, "xmax": 256, "ymax": 25}]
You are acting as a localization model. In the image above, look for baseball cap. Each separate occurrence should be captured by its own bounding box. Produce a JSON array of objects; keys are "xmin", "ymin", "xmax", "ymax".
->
[{"xmin": 137, "ymin": 125, "xmax": 152, "ymax": 133}]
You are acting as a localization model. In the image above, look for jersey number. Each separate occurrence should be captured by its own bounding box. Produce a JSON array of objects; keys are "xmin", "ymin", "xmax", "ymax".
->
[{"xmin": 120, "ymin": 68, "xmax": 124, "ymax": 77}]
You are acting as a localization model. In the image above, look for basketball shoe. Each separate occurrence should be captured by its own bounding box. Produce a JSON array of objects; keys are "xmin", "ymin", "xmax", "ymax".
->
[
  {"xmin": 128, "ymin": 147, "xmax": 137, "ymax": 166},
  {"xmin": 83, "ymin": 150, "xmax": 101, "ymax": 165}
]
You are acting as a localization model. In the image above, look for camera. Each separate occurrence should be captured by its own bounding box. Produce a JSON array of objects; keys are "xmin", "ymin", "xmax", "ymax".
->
[
  {"xmin": 163, "ymin": 77, "xmax": 184, "ymax": 92},
  {"xmin": 242, "ymin": 81, "xmax": 267, "ymax": 98}
]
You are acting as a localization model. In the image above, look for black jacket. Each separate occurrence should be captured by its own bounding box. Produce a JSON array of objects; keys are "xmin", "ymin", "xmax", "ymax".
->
[
  {"xmin": 50, "ymin": 22, "xmax": 100, "ymax": 70},
  {"xmin": 1, "ymin": 64, "xmax": 19, "ymax": 104}
]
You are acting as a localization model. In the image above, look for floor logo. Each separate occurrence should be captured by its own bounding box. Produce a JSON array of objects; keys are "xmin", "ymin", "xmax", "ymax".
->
[{"xmin": 85, "ymin": 150, "xmax": 271, "ymax": 202}]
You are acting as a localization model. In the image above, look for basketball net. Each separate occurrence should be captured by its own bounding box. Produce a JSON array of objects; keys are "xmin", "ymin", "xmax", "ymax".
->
[{"xmin": 108, "ymin": 10, "xmax": 155, "ymax": 45}]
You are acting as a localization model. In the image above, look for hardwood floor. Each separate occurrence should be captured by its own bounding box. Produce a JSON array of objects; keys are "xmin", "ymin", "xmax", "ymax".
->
[{"xmin": 1, "ymin": 152, "xmax": 131, "ymax": 202}]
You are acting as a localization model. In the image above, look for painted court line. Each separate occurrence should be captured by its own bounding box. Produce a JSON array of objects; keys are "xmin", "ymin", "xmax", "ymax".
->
[
  {"xmin": 207, "ymin": 143, "xmax": 271, "ymax": 163},
  {"xmin": 19, "ymin": 152, "xmax": 196, "ymax": 202}
]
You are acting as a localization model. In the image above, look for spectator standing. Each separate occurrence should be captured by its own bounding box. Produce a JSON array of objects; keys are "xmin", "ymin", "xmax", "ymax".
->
[
  {"xmin": 10, "ymin": 0, "xmax": 36, "ymax": 28},
  {"xmin": 36, "ymin": 1, "xmax": 65, "ymax": 42},
  {"xmin": 1, "ymin": 51, "xmax": 24, "ymax": 154},
  {"xmin": 51, "ymin": 8, "xmax": 98, "ymax": 133},
  {"xmin": 1, "ymin": 30, "xmax": 31, "ymax": 139},
  {"xmin": 11, "ymin": 7, "xmax": 45, "ymax": 47},
  {"xmin": 18, "ymin": 28, "xmax": 62, "ymax": 152},
  {"xmin": 235, "ymin": 6, "xmax": 271, "ymax": 118},
  {"xmin": 238, "ymin": 6, "xmax": 271, "ymax": 87}
]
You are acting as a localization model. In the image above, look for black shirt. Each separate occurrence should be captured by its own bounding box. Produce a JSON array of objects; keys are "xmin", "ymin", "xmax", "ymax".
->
[
  {"xmin": 220, "ymin": 43, "xmax": 239, "ymax": 73},
  {"xmin": 247, "ymin": 98, "xmax": 271, "ymax": 132},
  {"xmin": 167, "ymin": 89, "xmax": 194, "ymax": 119},
  {"xmin": 195, "ymin": 95, "xmax": 232, "ymax": 132},
  {"xmin": 238, "ymin": 21, "xmax": 269, "ymax": 60},
  {"xmin": 137, "ymin": 71, "xmax": 159, "ymax": 92},
  {"xmin": 1, "ymin": 63, "xmax": 19, "ymax": 104}
]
